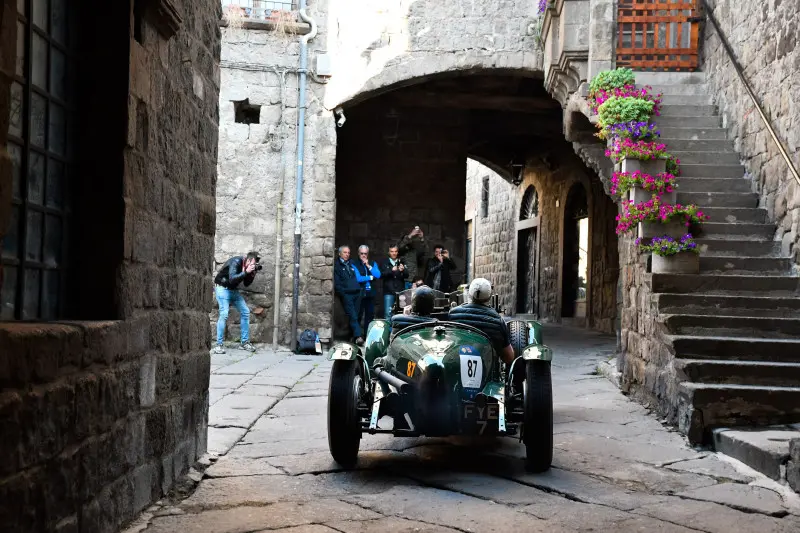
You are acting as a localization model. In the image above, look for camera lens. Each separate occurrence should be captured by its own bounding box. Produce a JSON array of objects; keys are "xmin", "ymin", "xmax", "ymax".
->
[{"xmin": 255, "ymin": 264, "xmax": 263, "ymax": 271}]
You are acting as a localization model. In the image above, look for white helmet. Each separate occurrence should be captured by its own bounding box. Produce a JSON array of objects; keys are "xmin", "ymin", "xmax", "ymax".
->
[{"xmin": 468, "ymin": 278, "xmax": 492, "ymax": 304}]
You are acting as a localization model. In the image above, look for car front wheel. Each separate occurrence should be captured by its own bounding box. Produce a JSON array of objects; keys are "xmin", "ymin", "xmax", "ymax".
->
[
  {"xmin": 523, "ymin": 359, "xmax": 553, "ymax": 473},
  {"xmin": 327, "ymin": 359, "xmax": 363, "ymax": 466}
]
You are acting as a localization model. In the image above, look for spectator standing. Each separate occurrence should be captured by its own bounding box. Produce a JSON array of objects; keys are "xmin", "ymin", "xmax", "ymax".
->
[
  {"xmin": 380, "ymin": 245, "xmax": 409, "ymax": 318},
  {"xmin": 213, "ymin": 251, "xmax": 260, "ymax": 354},
  {"xmin": 353, "ymin": 245, "xmax": 382, "ymax": 334},
  {"xmin": 396, "ymin": 226, "xmax": 428, "ymax": 288},
  {"xmin": 425, "ymin": 244, "xmax": 457, "ymax": 292},
  {"xmin": 334, "ymin": 246, "xmax": 364, "ymax": 345}
]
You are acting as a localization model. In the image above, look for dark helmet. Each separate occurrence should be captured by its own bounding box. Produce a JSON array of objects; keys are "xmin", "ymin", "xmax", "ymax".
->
[{"xmin": 412, "ymin": 286, "xmax": 435, "ymax": 316}]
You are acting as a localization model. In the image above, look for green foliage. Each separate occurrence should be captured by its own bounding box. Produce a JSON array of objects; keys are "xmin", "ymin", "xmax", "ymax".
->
[
  {"xmin": 589, "ymin": 68, "xmax": 636, "ymax": 96},
  {"xmin": 597, "ymin": 96, "xmax": 654, "ymax": 129}
]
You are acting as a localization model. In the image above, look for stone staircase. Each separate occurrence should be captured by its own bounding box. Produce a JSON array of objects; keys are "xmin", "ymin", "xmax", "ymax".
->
[{"xmin": 635, "ymin": 72, "xmax": 800, "ymax": 445}]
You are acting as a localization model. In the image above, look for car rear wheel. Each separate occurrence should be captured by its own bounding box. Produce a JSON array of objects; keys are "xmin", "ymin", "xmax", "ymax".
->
[
  {"xmin": 523, "ymin": 359, "xmax": 553, "ymax": 473},
  {"xmin": 327, "ymin": 360, "xmax": 363, "ymax": 466},
  {"xmin": 508, "ymin": 320, "xmax": 528, "ymax": 359}
]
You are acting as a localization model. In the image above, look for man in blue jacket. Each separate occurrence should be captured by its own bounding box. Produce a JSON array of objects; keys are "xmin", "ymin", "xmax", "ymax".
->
[
  {"xmin": 213, "ymin": 251, "xmax": 260, "ymax": 354},
  {"xmin": 353, "ymin": 245, "xmax": 382, "ymax": 337},
  {"xmin": 334, "ymin": 246, "xmax": 364, "ymax": 345}
]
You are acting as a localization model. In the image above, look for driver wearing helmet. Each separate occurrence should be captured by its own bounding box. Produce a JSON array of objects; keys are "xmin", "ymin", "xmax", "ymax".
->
[
  {"xmin": 448, "ymin": 278, "xmax": 515, "ymax": 366},
  {"xmin": 390, "ymin": 285, "xmax": 436, "ymax": 332}
]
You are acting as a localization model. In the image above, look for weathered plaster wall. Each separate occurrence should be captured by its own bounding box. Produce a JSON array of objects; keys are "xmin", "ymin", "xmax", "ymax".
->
[
  {"xmin": 215, "ymin": 0, "xmax": 545, "ymax": 344},
  {"xmin": 0, "ymin": 1, "xmax": 221, "ymax": 531},
  {"xmin": 703, "ymin": 0, "xmax": 800, "ymax": 259}
]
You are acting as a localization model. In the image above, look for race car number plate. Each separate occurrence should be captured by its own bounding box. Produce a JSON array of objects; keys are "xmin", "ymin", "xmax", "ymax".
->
[{"xmin": 459, "ymin": 346, "xmax": 482, "ymax": 389}]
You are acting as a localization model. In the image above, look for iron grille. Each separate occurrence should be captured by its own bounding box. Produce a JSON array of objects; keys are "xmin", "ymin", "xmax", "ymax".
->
[
  {"xmin": 221, "ymin": 0, "xmax": 298, "ymax": 19},
  {"xmin": 2, "ymin": 0, "xmax": 74, "ymax": 320},
  {"xmin": 520, "ymin": 186, "xmax": 539, "ymax": 220}
]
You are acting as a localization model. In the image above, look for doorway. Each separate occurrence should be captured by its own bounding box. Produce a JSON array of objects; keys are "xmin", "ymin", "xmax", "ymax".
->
[
  {"xmin": 562, "ymin": 183, "xmax": 589, "ymax": 320},
  {"xmin": 516, "ymin": 186, "xmax": 540, "ymax": 315}
]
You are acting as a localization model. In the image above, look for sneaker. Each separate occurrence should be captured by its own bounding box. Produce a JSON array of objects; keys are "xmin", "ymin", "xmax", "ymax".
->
[
  {"xmin": 212, "ymin": 344, "xmax": 226, "ymax": 354},
  {"xmin": 240, "ymin": 342, "xmax": 257, "ymax": 352}
]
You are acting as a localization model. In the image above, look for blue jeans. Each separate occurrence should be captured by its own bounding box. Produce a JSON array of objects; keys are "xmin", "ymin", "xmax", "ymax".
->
[
  {"xmin": 215, "ymin": 285, "xmax": 250, "ymax": 344},
  {"xmin": 359, "ymin": 291, "xmax": 375, "ymax": 334},
  {"xmin": 340, "ymin": 293, "xmax": 363, "ymax": 339},
  {"xmin": 384, "ymin": 294, "xmax": 396, "ymax": 319}
]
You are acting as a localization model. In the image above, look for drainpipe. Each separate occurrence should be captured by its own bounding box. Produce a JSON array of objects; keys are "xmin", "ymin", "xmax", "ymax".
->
[
  {"xmin": 272, "ymin": 68, "xmax": 288, "ymax": 350},
  {"xmin": 290, "ymin": 2, "xmax": 318, "ymax": 351}
]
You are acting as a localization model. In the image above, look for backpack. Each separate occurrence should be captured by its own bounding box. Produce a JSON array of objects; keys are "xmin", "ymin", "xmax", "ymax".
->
[{"xmin": 297, "ymin": 329, "xmax": 321, "ymax": 354}]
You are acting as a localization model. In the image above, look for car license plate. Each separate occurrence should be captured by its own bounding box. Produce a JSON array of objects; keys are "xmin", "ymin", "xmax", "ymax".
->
[{"xmin": 463, "ymin": 403, "xmax": 500, "ymax": 435}]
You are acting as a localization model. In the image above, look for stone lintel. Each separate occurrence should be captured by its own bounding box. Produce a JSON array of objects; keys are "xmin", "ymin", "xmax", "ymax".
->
[{"xmin": 219, "ymin": 18, "xmax": 311, "ymax": 36}]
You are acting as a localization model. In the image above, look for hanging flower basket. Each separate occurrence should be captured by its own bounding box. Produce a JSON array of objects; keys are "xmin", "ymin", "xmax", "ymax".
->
[
  {"xmin": 638, "ymin": 234, "xmax": 700, "ymax": 274},
  {"xmin": 611, "ymin": 171, "xmax": 678, "ymax": 205},
  {"xmin": 638, "ymin": 219, "xmax": 686, "ymax": 240}
]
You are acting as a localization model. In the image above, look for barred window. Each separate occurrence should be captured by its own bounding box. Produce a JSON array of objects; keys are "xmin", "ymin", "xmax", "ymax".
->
[{"xmin": 2, "ymin": 0, "xmax": 75, "ymax": 320}]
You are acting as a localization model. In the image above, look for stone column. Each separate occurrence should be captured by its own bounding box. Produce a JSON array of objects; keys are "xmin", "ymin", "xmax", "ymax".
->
[{"xmin": 588, "ymin": 0, "xmax": 615, "ymax": 79}]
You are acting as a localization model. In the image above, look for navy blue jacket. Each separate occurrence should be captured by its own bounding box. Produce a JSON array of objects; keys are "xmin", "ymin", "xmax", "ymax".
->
[{"xmin": 334, "ymin": 258, "xmax": 361, "ymax": 296}]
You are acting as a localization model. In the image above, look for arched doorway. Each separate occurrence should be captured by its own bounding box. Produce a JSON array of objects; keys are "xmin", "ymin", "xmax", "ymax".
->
[
  {"xmin": 516, "ymin": 186, "xmax": 540, "ymax": 315},
  {"xmin": 561, "ymin": 183, "xmax": 589, "ymax": 321}
]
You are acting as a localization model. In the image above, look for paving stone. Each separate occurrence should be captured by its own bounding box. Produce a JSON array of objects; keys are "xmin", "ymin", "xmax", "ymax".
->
[
  {"xmin": 553, "ymin": 433, "xmax": 703, "ymax": 466},
  {"xmin": 146, "ymin": 501, "xmax": 380, "ymax": 532},
  {"xmin": 326, "ymin": 517, "xmax": 461, "ymax": 533},
  {"xmin": 226, "ymin": 439, "xmax": 330, "ymax": 459},
  {"xmin": 665, "ymin": 455, "xmax": 754, "ymax": 483},
  {"xmin": 285, "ymin": 390, "xmax": 328, "ymax": 399},
  {"xmin": 204, "ymin": 457, "xmax": 285, "ymax": 478},
  {"xmin": 207, "ymin": 427, "xmax": 248, "ymax": 456},
  {"xmin": 265, "ymin": 450, "xmax": 411, "ymax": 476},
  {"xmin": 676, "ymin": 483, "xmax": 789, "ymax": 517},
  {"xmin": 713, "ymin": 427, "xmax": 799, "ymax": 481},
  {"xmin": 249, "ymin": 375, "xmax": 302, "ymax": 388},
  {"xmin": 214, "ymin": 353, "xmax": 286, "ymax": 375},
  {"xmin": 636, "ymin": 499, "xmax": 800, "ymax": 533},
  {"xmin": 209, "ymin": 388, "xmax": 234, "ymax": 406},
  {"xmin": 268, "ymin": 396, "xmax": 329, "ymax": 417},
  {"xmin": 208, "ymin": 394, "xmax": 280, "ymax": 428},
  {"xmin": 209, "ymin": 374, "xmax": 251, "ymax": 389},
  {"xmin": 231, "ymin": 384, "xmax": 289, "ymax": 398}
]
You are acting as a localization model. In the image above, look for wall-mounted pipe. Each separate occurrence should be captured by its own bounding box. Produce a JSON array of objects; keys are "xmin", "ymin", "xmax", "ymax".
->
[
  {"xmin": 271, "ymin": 67, "xmax": 288, "ymax": 350},
  {"xmin": 290, "ymin": 1, "xmax": 318, "ymax": 351}
]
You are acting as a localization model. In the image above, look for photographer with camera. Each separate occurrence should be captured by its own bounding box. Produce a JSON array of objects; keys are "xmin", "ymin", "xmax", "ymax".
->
[
  {"xmin": 213, "ymin": 251, "xmax": 261, "ymax": 354},
  {"xmin": 380, "ymin": 245, "xmax": 409, "ymax": 319},
  {"xmin": 425, "ymin": 244, "xmax": 456, "ymax": 293}
]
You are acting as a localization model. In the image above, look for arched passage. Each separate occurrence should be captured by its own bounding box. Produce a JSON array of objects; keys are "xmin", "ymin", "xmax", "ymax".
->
[
  {"xmin": 561, "ymin": 182, "xmax": 590, "ymax": 322},
  {"xmin": 516, "ymin": 185, "xmax": 540, "ymax": 315}
]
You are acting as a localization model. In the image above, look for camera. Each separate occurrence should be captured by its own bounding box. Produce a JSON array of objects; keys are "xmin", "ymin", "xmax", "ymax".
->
[{"xmin": 254, "ymin": 257, "xmax": 263, "ymax": 271}]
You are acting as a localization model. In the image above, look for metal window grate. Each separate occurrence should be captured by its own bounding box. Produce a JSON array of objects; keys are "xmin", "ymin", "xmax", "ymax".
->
[
  {"xmin": 2, "ymin": 0, "xmax": 75, "ymax": 320},
  {"xmin": 221, "ymin": 0, "xmax": 298, "ymax": 20}
]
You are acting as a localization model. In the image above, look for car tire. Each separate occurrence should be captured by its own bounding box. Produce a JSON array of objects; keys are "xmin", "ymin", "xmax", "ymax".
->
[
  {"xmin": 327, "ymin": 359, "xmax": 362, "ymax": 466},
  {"xmin": 508, "ymin": 320, "xmax": 528, "ymax": 359},
  {"xmin": 523, "ymin": 359, "xmax": 553, "ymax": 473}
]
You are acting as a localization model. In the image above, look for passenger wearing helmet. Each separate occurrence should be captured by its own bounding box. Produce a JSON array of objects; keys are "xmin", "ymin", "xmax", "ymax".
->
[
  {"xmin": 390, "ymin": 285, "xmax": 436, "ymax": 332},
  {"xmin": 448, "ymin": 278, "xmax": 515, "ymax": 365}
]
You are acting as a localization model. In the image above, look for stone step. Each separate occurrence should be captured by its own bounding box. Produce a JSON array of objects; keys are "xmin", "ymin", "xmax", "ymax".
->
[
  {"xmin": 702, "ymin": 207, "xmax": 766, "ymax": 224},
  {"xmin": 655, "ymin": 293, "xmax": 800, "ymax": 318},
  {"xmin": 659, "ymin": 127, "xmax": 728, "ymax": 140},
  {"xmin": 648, "ymin": 84, "xmax": 710, "ymax": 96},
  {"xmin": 662, "ymin": 314, "xmax": 800, "ymax": 339},
  {"xmin": 654, "ymin": 116, "xmax": 720, "ymax": 128},
  {"xmin": 679, "ymin": 382, "xmax": 800, "ymax": 444},
  {"xmin": 678, "ymin": 178, "xmax": 751, "ymax": 193},
  {"xmin": 700, "ymin": 222, "xmax": 775, "ymax": 239},
  {"xmin": 696, "ymin": 238, "xmax": 779, "ymax": 257},
  {"xmin": 660, "ymin": 94, "xmax": 713, "ymax": 105},
  {"xmin": 636, "ymin": 72, "xmax": 707, "ymax": 85},
  {"xmin": 671, "ymin": 151, "xmax": 741, "ymax": 165},
  {"xmin": 679, "ymin": 164, "xmax": 745, "ymax": 178},
  {"xmin": 659, "ymin": 138, "xmax": 735, "ymax": 152},
  {"xmin": 659, "ymin": 104, "xmax": 717, "ymax": 117},
  {"xmin": 700, "ymin": 256, "xmax": 791, "ymax": 275},
  {"xmin": 678, "ymin": 360, "xmax": 800, "ymax": 388},
  {"xmin": 713, "ymin": 426, "xmax": 800, "ymax": 481},
  {"xmin": 651, "ymin": 273, "xmax": 800, "ymax": 295},
  {"xmin": 671, "ymin": 335, "xmax": 800, "ymax": 362},
  {"xmin": 677, "ymin": 191, "xmax": 756, "ymax": 207}
]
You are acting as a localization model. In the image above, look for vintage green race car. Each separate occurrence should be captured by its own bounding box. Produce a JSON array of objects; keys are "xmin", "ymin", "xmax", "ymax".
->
[{"xmin": 326, "ymin": 288, "xmax": 554, "ymax": 472}]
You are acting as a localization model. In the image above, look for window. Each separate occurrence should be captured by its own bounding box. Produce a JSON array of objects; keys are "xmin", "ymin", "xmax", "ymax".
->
[
  {"xmin": 234, "ymin": 99, "xmax": 261, "ymax": 124},
  {"xmin": 221, "ymin": 1, "xmax": 298, "ymax": 19},
  {"xmin": 2, "ymin": 0, "xmax": 75, "ymax": 320},
  {"xmin": 520, "ymin": 186, "xmax": 539, "ymax": 220},
  {"xmin": 481, "ymin": 176, "xmax": 489, "ymax": 218}
]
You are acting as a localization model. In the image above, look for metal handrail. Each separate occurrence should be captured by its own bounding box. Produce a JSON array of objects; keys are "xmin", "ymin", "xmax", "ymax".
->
[{"xmin": 700, "ymin": 0, "xmax": 800, "ymax": 187}]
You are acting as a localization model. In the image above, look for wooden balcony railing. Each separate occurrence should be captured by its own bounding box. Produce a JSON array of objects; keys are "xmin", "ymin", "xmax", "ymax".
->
[{"xmin": 616, "ymin": 1, "xmax": 702, "ymax": 71}]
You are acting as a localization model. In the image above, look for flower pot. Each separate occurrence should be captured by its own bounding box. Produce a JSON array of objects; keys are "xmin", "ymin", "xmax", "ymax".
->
[
  {"xmin": 651, "ymin": 252, "xmax": 700, "ymax": 274},
  {"xmin": 621, "ymin": 157, "xmax": 666, "ymax": 175},
  {"xmin": 629, "ymin": 186, "xmax": 676, "ymax": 205},
  {"xmin": 638, "ymin": 219, "xmax": 687, "ymax": 240}
]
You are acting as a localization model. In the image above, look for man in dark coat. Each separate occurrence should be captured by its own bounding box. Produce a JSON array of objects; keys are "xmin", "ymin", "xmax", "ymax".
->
[
  {"xmin": 380, "ymin": 245, "xmax": 409, "ymax": 318},
  {"xmin": 425, "ymin": 244, "xmax": 457, "ymax": 292},
  {"xmin": 334, "ymin": 245, "xmax": 364, "ymax": 345}
]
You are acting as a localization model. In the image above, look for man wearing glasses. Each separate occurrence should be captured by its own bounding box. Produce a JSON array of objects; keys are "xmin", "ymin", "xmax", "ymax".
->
[{"xmin": 353, "ymin": 244, "xmax": 382, "ymax": 338}]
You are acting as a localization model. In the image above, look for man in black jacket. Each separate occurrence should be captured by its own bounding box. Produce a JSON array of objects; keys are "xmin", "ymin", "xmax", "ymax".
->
[
  {"xmin": 425, "ymin": 244, "xmax": 457, "ymax": 292},
  {"xmin": 334, "ymin": 245, "xmax": 365, "ymax": 345},
  {"xmin": 448, "ymin": 278, "xmax": 515, "ymax": 366},
  {"xmin": 380, "ymin": 245, "xmax": 409, "ymax": 318},
  {"xmin": 213, "ymin": 251, "xmax": 259, "ymax": 354}
]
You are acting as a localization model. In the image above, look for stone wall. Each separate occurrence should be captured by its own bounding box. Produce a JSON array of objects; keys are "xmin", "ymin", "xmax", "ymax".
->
[
  {"xmin": 0, "ymin": 1, "xmax": 221, "ymax": 531},
  {"xmin": 214, "ymin": 0, "xmax": 545, "ymax": 345},
  {"xmin": 702, "ymin": 0, "xmax": 800, "ymax": 260},
  {"xmin": 464, "ymin": 151, "xmax": 619, "ymax": 331}
]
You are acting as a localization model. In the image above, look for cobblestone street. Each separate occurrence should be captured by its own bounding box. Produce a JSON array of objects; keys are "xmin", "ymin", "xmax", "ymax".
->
[{"xmin": 129, "ymin": 326, "xmax": 800, "ymax": 532}]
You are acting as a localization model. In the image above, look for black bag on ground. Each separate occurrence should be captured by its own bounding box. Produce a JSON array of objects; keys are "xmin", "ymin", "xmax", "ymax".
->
[{"xmin": 297, "ymin": 328, "xmax": 321, "ymax": 354}]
